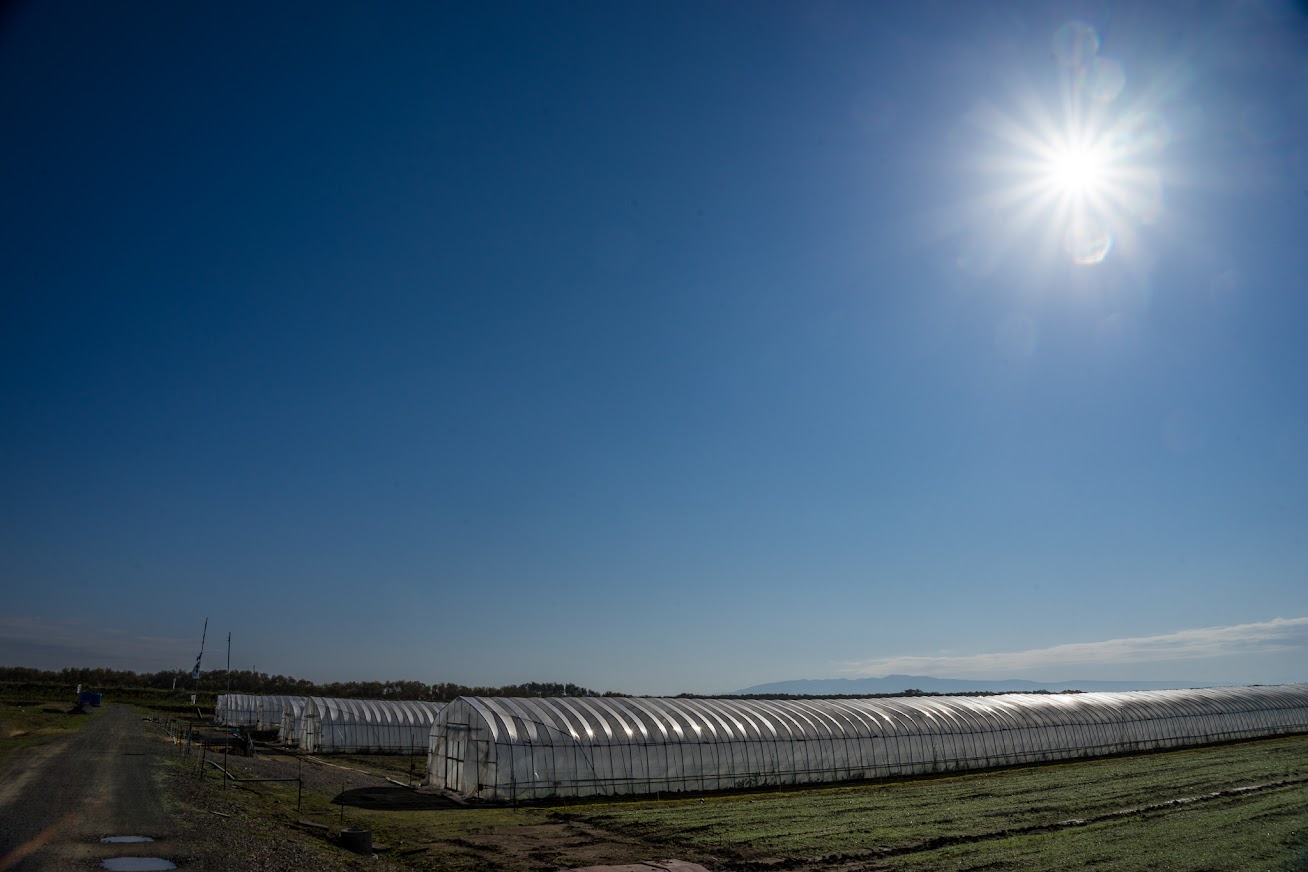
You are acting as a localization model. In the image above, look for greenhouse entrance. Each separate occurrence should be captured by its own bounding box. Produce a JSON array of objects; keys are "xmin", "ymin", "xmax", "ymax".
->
[{"xmin": 443, "ymin": 722, "xmax": 469, "ymax": 792}]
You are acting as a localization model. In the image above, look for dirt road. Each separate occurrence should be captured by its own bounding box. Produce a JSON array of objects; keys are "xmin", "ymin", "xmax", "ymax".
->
[
  {"xmin": 0, "ymin": 706, "xmax": 392, "ymax": 872},
  {"xmin": 0, "ymin": 705, "xmax": 175, "ymax": 870}
]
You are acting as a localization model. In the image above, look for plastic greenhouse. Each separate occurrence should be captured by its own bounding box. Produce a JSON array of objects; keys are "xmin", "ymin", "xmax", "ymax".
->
[
  {"xmin": 214, "ymin": 693, "xmax": 259, "ymax": 727},
  {"xmin": 300, "ymin": 697, "xmax": 446, "ymax": 754},
  {"xmin": 424, "ymin": 685, "xmax": 1308, "ymax": 801},
  {"xmin": 256, "ymin": 695, "xmax": 305, "ymax": 733},
  {"xmin": 278, "ymin": 698, "xmax": 309, "ymax": 746},
  {"xmin": 214, "ymin": 694, "xmax": 304, "ymax": 732}
]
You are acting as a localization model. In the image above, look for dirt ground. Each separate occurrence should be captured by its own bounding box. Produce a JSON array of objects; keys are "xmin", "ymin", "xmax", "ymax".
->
[
  {"xmin": 0, "ymin": 709, "xmax": 669, "ymax": 870},
  {"xmin": 211, "ymin": 746, "xmax": 712, "ymax": 871},
  {"xmin": 0, "ymin": 704, "xmax": 181, "ymax": 871},
  {"xmin": 0, "ymin": 705, "xmax": 403, "ymax": 871}
]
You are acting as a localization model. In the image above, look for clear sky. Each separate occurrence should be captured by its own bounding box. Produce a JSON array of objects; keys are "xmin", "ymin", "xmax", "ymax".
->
[{"xmin": 2, "ymin": 1, "xmax": 1306, "ymax": 695}]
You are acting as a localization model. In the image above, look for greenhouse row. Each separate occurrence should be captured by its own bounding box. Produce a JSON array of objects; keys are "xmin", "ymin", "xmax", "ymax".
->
[
  {"xmin": 213, "ymin": 693, "xmax": 445, "ymax": 754},
  {"xmin": 298, "ymin": 697, "xmax": 446, "ymax": 753},
  {"xmin": 214, "ymin": 693, "xmax": 300, "ymax": 733},
  {"xmin": 423, "ymin": 684, "xmax": 1308, "ymax": 800},
  {"xmin": 213, "ymin": 693, "xmax": 262, "ymax": 728}
]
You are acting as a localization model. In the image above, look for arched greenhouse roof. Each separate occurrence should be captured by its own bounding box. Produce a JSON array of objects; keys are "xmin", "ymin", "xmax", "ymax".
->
[
  {"xmin": 301, "ymin": 696, "xmax": 445, "ymax": 753},
  {"xmin": 214, "ymin": 693, "xmax": 259, "ymax": 726},
  {"xmin": 276, "ymin": 697, "xmax": 309, "ymax": 744},
  {"xmin": 255, "ymin": 695, "xmax": 305, "ymax": 732},
  {"xmin": 426, "ymin": 685, "xmax": 1308, "ymax": 800}
]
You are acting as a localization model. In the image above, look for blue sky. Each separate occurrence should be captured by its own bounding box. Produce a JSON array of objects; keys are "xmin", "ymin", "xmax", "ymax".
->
[{"xmin": 2, "ymin": 1, "xmax": 1306, "ymax": 695}]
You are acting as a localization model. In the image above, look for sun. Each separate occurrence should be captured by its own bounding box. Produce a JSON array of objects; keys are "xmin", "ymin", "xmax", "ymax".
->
[
  {"xmin": 1046, "ymin": 145, "xmax": 1107, "ymax": 197},
  {"xmin": 946, "ymin": 20, "xmax": 1174, "ymax": 272}
]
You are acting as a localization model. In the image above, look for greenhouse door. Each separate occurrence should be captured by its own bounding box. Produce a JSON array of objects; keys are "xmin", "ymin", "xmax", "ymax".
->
[
  {"xmin": 444, "ymin": 723, "xmax": 469, "ymax": 793},
  {"xmin": 302, "ymin": 713, "xmax": 318, "ymax": 753}
]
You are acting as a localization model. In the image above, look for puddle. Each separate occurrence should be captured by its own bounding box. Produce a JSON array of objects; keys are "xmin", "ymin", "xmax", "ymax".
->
[
  {"xmin": 101, "ymin": 837, "xmax": 155, "ymax": 843},
  {"xmin": 101, "ymin": 859, "xmax": 176, "ymax": 871}
]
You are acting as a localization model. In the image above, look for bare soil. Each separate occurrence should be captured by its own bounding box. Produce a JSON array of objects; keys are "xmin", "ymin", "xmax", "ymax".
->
[{"xmin": 0, "ymin": 706, "xmax": 404, "ymax": 871}]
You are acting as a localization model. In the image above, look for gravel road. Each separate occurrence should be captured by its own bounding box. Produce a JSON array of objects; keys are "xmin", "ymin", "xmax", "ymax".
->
[
  {"xmin": 0, "ymin": 706, "xmax": 393, "ymax": 871},
  {"xmin": 0, "ymin": 705, "xmax": 175, "ymax": 870}
]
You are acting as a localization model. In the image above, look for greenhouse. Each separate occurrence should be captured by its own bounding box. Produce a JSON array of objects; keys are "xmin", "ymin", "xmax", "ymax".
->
[
  {"xmin": 214, "ymin": 693, "xmax": 259, "ymax": 727},
  {"xmin": 214, "ymin": 693, "xmax": 306, "ymax": 732},
  {"xmin": 424, "ymin": 685, "xmax": 1308, "ymax": 801},
  {"xmin": 256, "ymin": 695, "xmax": 305, "ymax": 733},
  {"xmin": 278, "ymin": 698, "xmax": 309, "ymax": 745},
  {"xmin": 300, "ymin": 697, "xmax": 446, "ymax": 754}
]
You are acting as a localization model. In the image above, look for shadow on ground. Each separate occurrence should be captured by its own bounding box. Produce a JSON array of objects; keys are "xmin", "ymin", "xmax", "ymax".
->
[{"xmin": 334, "ymin": 786, "xmax": 462, "ymax": 810}]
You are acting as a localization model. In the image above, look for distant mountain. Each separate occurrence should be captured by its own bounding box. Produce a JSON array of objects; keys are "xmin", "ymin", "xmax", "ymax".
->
[{"xmin": 731, "ymin": 675, "xmax": 1213, "ymax": 696}]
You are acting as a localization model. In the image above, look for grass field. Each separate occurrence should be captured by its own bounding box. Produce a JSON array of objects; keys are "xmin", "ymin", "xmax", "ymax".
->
[
  {"xmin": 0, "ymin": 701, "xmax": 97, "ymax": 768},
  {"xmin": 0, "ymin": 681, "xmax": 214, "ymax": 716},
  {"xmin": 200, "ymin": 734, "xmax": 1308, "ymax": 871}
]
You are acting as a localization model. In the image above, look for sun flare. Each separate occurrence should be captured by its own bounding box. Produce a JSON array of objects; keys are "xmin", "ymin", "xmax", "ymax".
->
[
  {"xmin": 951, "ymin": 19, "xmax": 1172, "ymax": 273},
  {"xmin": 1047, "ymin": 145, "xmax": 1107, "ymax": 196}
]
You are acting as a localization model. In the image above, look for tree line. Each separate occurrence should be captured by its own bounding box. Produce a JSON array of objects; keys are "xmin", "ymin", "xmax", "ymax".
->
[{"xmin": 0, "ymin": 666, "xmax": 620, "ymax": 700}]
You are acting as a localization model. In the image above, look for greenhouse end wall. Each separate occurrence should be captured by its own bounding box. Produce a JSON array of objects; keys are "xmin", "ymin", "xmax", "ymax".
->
[
  {"xmin": 214, "ymin": 693, "xmax": 259, "ymax": 727},
  {"xmin": 277, "ymin": 698, "xmax": 308, "ymax": 745},
  {"xmin": 424, "ymin": 685, "xmax": 1308, "ymax": 801}
]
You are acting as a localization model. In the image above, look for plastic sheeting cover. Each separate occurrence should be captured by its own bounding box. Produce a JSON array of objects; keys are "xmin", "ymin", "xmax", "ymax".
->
[
  {"xmin": 256, "ymin": 695, "xmax": 305, "ymax": 732},
  {"xmin": 214, "ymin": 693, "xmax": 259, "ymax": 727},
  {"xmin": 299, "ymin": 697, "xmax": 447, "ymax": 754},
  {"xmin": 425, "ymin": 685, "xmax": 1308, "ymax": 800},
  {"xmin": 216, "ymin": 694, "xmax": 306, "ymax": 732},
  {"xmin": 278, "ymin": 698, "xmax": 308, "ymax": 745}
]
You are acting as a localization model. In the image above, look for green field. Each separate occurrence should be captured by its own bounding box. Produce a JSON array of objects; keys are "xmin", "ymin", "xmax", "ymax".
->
[
  {"xmin": 0, "ymin": 681, "xmax": 213, "ymax": 716},
  {"xmin": 560, "ymin": 737, "xmax": 1308, "ymax": 870},
  {"xmin": 197, "ymin": 734, "xmax": 1308, "ymax": 871},
  {"xmin": 0, "ymin": 701, "xmax": 97, "ymax": 768}
]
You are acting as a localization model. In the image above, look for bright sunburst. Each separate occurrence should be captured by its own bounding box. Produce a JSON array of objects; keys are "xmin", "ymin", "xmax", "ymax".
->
[
  {"xmin": 1046, "ymin": 144, "xmax": 1108, "ymax": 197},
  {"xmin": 950, "ymin": 20, "xmax": 1172, "ymax": 274}
]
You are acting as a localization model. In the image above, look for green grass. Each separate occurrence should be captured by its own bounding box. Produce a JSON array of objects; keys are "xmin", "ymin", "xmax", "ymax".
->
[
  {"xmin": 0, "ymin": 700, "xmax": 96, "ymax": 767},
  {"xmin": 0, "ymin": 681, "xmax": 215, "ymax": 715},
  {"xmin": 560, "ymin": 737, "xmax": 1308, "ymax": 869},
  {"xmin": 181, "ymin": 735, "xmax": 1308, "ymax": 871},
  {"xmin": 892, "ymin": 789, "xmax": 1308, "ymax": 871}
]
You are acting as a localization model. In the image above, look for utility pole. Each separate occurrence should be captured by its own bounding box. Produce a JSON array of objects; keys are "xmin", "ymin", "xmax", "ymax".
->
[{"xmin": 193, "ymin": 618, "xmax": 208, "ymax": 680}]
